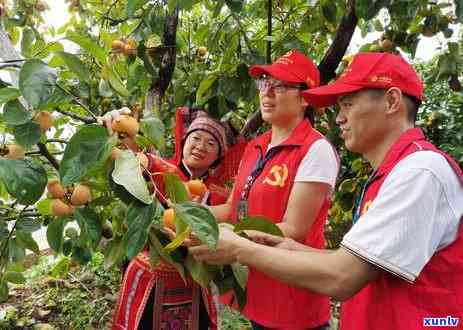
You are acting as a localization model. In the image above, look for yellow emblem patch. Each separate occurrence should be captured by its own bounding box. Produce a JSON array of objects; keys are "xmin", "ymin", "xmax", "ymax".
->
[
  {"xmin": 263, "ymin": 164, "xmax": 289, "ymax": 187},
  {"xmin": 362, "ymin": 200, "xmax": 372, "ymax": 215}
]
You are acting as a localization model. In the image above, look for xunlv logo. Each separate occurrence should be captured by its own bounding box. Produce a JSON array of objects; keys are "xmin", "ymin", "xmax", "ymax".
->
[{"xmin": 423, "ymin": 316, "xmax": 459, "ymax": 327}]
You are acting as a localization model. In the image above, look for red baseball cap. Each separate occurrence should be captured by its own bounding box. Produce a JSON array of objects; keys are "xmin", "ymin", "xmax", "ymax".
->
[
  {"xmin": 249, "ymin": 49, "xmax": 320, "ymax": 88},
  {"xmin": 302, "ymin": 52, "xmax": 424, "ymax": 108}
]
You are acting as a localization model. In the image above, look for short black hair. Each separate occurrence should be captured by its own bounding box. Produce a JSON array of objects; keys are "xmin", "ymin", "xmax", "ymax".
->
[{"xmin": 366, "ymin": 89, "xmax": 420, "ymax": 124}]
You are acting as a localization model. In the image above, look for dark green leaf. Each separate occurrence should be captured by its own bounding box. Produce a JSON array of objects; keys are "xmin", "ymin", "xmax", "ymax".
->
[
  {"xmin": 102, "ymin": 65, "xmax": 130, "ymax": 97},
  {"xmin": 19, "ymin": 59, "xmax": 57, "ymax": 109},
  {"xmin": 163, "ymin": 173, "xmax": 189, "ymax": 203},
  {"xmin": 60, "ymin": 125, "xmax": 116, "ymax": 186},
  {"xmin": 4, "ymin": 271, "xmax": 25, "ymax": 284},
  {"xmin": 196, "ymin": 75, "xmax": 218, "ymax": 105},
  {"xmin": 0, "ymin": 281, "xmax": 9, "ymax": 303},
  {"xmin": 55, "ymin": 51, "xmax": 91, "ymax": 83},
  {"xmin": 112, "ymin": 150, "xmax": 152, "ymax": 204},
  {"xmin": 16, "ymin": 217, "xmax": 41, "ymax": 233},
  {"xmin": 72, "ymin": 245, "xmax": 92, "ymax": 264},
  {"xmin": 455, "ymin": 0, "xmax": 463, "ymax": 22},
  {"xmin": 0, "ymin": 159, "xmax": 47, "ymax": 205},
  {"xmin": 124, "ymin": 202, "xmax": 157, "ymax": 259},
  {"xmin": 172, "ymin": 202, "xmax": 219, "ymax": 249},
  {"xmin": 47, "ymin": 217, "xmax": 65, "ymax": 253},
  {"xmin": 74, "ymin": 207, "xmax": 102, "ymax": 250},
  {"xmin": 0, "ymin": 87, "xmax": 21, "ymax": 105},
  {"xmin": 321, "ymin": 2, "xmax": 337, "ymax": 24},
  {"xmin": 224, "ymin": 0, "xmax": 242, "ymax": 12},
  {"xmin": 234, "ymin": 216, "xmax": 284, "ymax": 237},
  {"xmin": 104, "ymin": 236, "xmax": 126, "ymax": 269},
  {"xmin": 15, "ymin": 231, "xmax": 40, "ymax": 254},
  {"xmin": 355, "ymin": 0, "xmax": 390, "ymax": 20},
  {"xmin": 12, "ymin": 121, "xmax": 41, "ymax": 147},
  {"xmin": 3, "ymin": 99, "xmax": 32, "ymax": 126},
  {"xmin": 140, "ymin": 117, "xmax": 166, "ymax": 150},
  {"xmin": 148, "ymin": 230, "xmax": 186, "ymax": 281},
  {"xmin": 185, "ymin": 254, "xmax": 219, "ymax": 288}
]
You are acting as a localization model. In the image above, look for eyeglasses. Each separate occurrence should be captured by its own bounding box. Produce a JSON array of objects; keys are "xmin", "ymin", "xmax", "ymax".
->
[{"xmin": 255, "ymin": 77, "xmax": 305, "ymax": 93}]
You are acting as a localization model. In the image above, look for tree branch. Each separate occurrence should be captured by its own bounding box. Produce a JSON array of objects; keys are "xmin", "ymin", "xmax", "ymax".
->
[
  {"xmin": 53, "ymin": 107, "xmax": 95, "ymax": 124},
  {"xmin": 37, "ymin": 142, "xmax": 60, "ymax": 170},
  {"xmin": 145, "ymin": 7, "xmax": 179, "ymax": 117},
  {"xmin": 317, "ymin": 0, "xmax": 358, "ymax": 84}
]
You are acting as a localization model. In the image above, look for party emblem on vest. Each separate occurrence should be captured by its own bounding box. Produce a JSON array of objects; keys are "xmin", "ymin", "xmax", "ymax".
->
[
  {"xmin": 362, "ymin": 200, "xmax": 372, "ymax": 215},
  {"xmin": 263, "ymin": 164, "xmax": 289, "ymax": 187}
]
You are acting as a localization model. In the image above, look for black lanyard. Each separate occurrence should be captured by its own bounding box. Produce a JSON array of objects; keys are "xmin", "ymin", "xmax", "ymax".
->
[
  {"xmin": 240, "ymin": 145, "xmax": 284, "ymax": 200},
  {"xmin": 352, "ymin": 170, "xmax": 378, "ymax": 224}
]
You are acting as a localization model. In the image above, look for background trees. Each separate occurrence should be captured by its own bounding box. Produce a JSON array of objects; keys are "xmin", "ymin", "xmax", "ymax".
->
[{"xmin": 0, "ymin": 0, "xmax": 462, "ymax": 302}]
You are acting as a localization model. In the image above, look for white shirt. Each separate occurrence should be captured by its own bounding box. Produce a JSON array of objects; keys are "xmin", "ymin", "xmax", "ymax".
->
[
  {"xmin": 341, "ymin": 151, "xmax": 463, "ymax": 282},
  {"xmin": 294, "ymin": 139, "xmax": 339, "ymax": 192}
]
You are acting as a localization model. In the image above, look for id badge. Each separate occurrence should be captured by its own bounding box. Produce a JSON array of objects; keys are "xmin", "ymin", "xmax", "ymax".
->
[{"xmin": 237, "ymin": 200, "xmax": 248, "ymax": 222}]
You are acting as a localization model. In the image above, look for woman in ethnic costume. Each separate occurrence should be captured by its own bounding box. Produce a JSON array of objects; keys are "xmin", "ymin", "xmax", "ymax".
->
[{"xmin": 107, "ymin": 107, "xmax": 244, "ymax": 330}]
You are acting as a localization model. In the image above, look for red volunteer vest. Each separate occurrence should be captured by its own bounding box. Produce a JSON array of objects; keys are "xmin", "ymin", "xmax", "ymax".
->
[
  {"xmin": 230, "ymin": 120, "xmax": 332, "ymax": 329},
  {"xmin": 340, "ymin": 128, "xmax": 463, "ymax": 330}
]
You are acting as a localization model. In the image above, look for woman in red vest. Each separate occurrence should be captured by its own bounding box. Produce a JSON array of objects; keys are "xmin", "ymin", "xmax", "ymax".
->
[
  {"xmin": 190, "ymin": 53, "xmax": 463, "ymax": 330},
  {"xmin": 210, "ymin": 50, "xmax": 339, "ymax": 330},
  {"xmin": 104, "ymin": 107, "xmax": 243, "ymax": 330}
]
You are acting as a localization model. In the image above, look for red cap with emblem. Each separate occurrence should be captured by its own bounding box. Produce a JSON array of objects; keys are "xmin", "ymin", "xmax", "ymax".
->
[
  {"xmin": 302, "ymin": 52, "xmax": 424, "ymax": 108},
  {"xmin": 248, "ymin": 49, "xmax": 320, "ymax": 88}
]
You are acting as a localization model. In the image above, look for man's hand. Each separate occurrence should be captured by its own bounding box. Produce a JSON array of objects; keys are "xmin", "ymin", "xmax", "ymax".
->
[
  {"xmin": 244, "ymin": 231, "xmax": 313, "ymax": 251},
  {"xmin": 96, "ymin": 107, "xmax": 131, "ymax": 135},
  {"xmin": 189, "ymin": 225, "xmax": 251, "ymax": 265}
]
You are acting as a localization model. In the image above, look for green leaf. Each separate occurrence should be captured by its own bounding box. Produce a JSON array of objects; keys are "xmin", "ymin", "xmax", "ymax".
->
[
  {"xmin": 164, "ymin": 228, "xmax": 191, "ymax": 252},
  {"xmin": 15, "ymin": 231, "xmax": 40, "ymax": 254},
  {"xmin": 12, "ymin": 121, "xmax": 41, "ymax": 147},
  {"xmin": 172, "ymin": 202, "xmax": 219, "ymax": 249},
  {"xmin": 102, "ymin": 65, "xmax": 130, "ymax": 98},
  {"xmin": 355, "ymin": 0, "xmax": 390, "ymax": 20},
  {"xmin": 21, "ymin": 27, "xmax": 35, "ymax": 56},
  {"xmin": 3, "ymin": 99, "xmax": 32, "ymax": 126},
  {"xmin": 4, "ymin": 271, "xmax": 25, "ymax": 284},
  {"xmin": 37, "ymin": 199, "xmax": 52, "ymax": 215},
  {"xmin": 234, "ymin": 216, "xmax": 284, "ymax": 237},
  {"xmin": 456, "ymin": 0, "xmax": 463, "ymax": 22},
  {"xmin": 66, "ymin": 33, "xmax": 107, "ymax": 64},
  {"xmin": 163, "ymin": 173, "xmax": 189, "ymax": 203},
  {"xmin": 16, "ymin": 217, "xmax": 41, "ymax": 233},
  {"xmin": 185, "ymin": 254, "xmax": 219, "ymax": 288},
  {"xmin": 0, "ymin": 159, "xmax": 47, "ymax": 205},
  {"xmin": 19, "ymin": 59, "xmax": 57, "ymax": 109},
  {"xmin": 104, "ymin": 236, "xmax": 126, "ymax": 269},
  {"xmin": 60, "ymin": 125, "xmax": 116, "ymax": 186},
  {"xmin": 231, "ymin": 262, "xmax": 248, "ymax": 290},
  {"xmin": 124, "ymin": 202, "xmax": 157, "ymax": 259},
  {"xmin": 55, "ymin": 51, "xmax": 91, "ymax": 83},
  {"xmin": 321, "ymin": 1, "xmax": 337, "ymax": 24},
  {"xmin": 71, "ymin": 245, "xmax": 92, "ymax": 264},
  {"xmin": 0, "ymin": 87, "xmax": 21, "ymax": 105},
  {"xmin": 140, "ymin": 117, "xmax": 166, "ymax": 150},
  {"xmin": 148, "ymin": 230, "xmax": 186, "ymax": 281},
  {"xmin": 112, "ymin": 151, "xmax": 152, "ymax": 204},
  {"xmin": 196, "ymin": 75, "xmax": 218, "ymax": 105},
  {"xmin": 0, "ymin": 281, "xmax": 9, "ymax": 302},
  {"xmin": 224, "ymin": 0, "xmax": 242, "ymax": 12},
  {"xmin": 74, "ymin": 207, "xmax": 102, "ymax": 250},
  {"xmin": 126, "ymin": 0, "xmax": 147, "ymax": 17},
  {"xmin": 46, "ymin": 217, "xmax": 65, "ymax": 253},
  {"xmin": 49, "ymin": 257, "xmax": 70, "ymax": 277}
]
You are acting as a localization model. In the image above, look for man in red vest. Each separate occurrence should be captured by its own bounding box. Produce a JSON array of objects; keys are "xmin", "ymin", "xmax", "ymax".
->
[{"xmin": 190, "ymin": 52, "xmax": 463, "ymax": 329}]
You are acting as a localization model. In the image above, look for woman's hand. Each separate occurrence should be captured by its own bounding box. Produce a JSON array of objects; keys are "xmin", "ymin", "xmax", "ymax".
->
[{"xmin": 96, "ymin": 107, "xmax": 131, "ymax": 135}]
